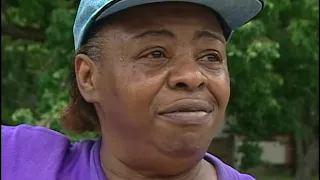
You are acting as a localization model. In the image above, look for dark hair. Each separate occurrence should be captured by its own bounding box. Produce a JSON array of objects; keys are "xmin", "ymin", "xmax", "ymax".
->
[{"xmin": 61, "ymin": 21, "xmax": 105, "ymax": 133}]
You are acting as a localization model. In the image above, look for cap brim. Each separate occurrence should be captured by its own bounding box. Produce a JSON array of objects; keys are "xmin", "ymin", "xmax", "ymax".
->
[
  {"xmin": 74, "ymin": 0, "xmax": 263, "ymax": 50},
  {"xmin": 96, "ymin": 0, "xmax": 263, "ymax": 31}
]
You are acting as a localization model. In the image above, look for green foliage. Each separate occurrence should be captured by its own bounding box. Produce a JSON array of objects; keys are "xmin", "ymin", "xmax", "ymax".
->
[
  {"xmin": 2, "ymin": 0, "xmax": 318, "ymax": 169},
  {"xmin": 225, "ymin": 0, "xmax": 319, "ymax": 169},
  {"xmin": 237, "ymin": 140, "xmax": 263, "ymax": 171},
  {"xmin": 2, "ymin": 0, "xmax": 99, "ymax": 141}
]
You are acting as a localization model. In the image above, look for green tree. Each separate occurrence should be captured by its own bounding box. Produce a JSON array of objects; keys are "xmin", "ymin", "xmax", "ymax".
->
[
  {"xmin": 2, "ymin": 0, "xmax": 97, "ymax": 141},
  {"xmin": 2, "ymin": 0, "xmax": 318, "ymax": 179},
  {"xmin": 226, "ymin": 1, "xmax": 319, "ymax": 179}
]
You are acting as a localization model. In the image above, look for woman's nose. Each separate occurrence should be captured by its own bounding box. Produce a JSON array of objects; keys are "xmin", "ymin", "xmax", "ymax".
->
[{"xmin": 167, "ymin": 60, "xmax": 207, "ymax": 92}]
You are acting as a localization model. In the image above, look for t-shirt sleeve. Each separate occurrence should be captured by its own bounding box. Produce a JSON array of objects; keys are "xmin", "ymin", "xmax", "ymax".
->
[
  {"xmin": 2, "ymin": 124, "xmax": 73, "ymax": 180},
  {"xmin": 239, "ymin": 174, "xmax": 256, "ymax": 180}
]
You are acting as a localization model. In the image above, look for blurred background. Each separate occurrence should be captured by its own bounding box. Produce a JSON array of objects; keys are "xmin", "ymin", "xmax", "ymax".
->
[{"xmin": 1, "ymin": 0, "xmax": 319, "ymax": 179}]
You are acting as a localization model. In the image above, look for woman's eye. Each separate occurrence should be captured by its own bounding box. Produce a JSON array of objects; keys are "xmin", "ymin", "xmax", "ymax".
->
[
  {"xmin": 147, "ymin": 50, "xmax": 165, "ymax": 59},
  {"xmin": 199, "ymin": 53, "xmax": 221, "ymax": 62}
]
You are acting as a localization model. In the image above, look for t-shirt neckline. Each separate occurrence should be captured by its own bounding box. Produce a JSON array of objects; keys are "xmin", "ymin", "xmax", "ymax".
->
[{"xmin": 92, "ymin": 138, "xmax": 228, "ymax": 180}]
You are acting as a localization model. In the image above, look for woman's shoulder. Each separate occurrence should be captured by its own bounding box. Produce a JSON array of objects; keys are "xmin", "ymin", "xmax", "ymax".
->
[
  {"xmin": 3, "ymin": 124, "xmax": 70, "ymax": 141},
  {"xmin": 2, "ymin": 124, "xmax": 72, "ymax": 155},
  {"xmin": 204, "ymin": 153, "xmax": 256, "ymax": 180},
  {"xmin": 2, "ymin": 124, "xmax": 98, "ymax": 180}
]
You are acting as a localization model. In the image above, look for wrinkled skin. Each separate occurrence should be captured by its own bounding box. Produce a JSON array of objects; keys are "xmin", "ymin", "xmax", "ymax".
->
[{"xmin": 75, "ymin": 2, "xmax": 230, "ymax": 180}]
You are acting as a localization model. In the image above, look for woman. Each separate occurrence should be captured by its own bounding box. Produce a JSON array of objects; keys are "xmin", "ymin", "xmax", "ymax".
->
[{"xmin": 2, "ymin": 0, "xmax": 264, "ymax": 179}]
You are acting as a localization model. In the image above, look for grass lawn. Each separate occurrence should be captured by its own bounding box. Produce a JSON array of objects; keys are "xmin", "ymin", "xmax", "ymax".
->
[
  {"xmin": 255, "ymin": 175, "xmax": 319, "ymax": 180},
  {"xmin": 244, "ymin": 166, "xmax": 319, "ymax": 180}
]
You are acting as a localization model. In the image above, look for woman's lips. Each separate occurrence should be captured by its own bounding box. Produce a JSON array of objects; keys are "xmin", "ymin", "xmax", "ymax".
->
[
  {"xmin": 159, "ymin": 111, "xmax": 211, "ymax": 125},
  {"xmin": 157, "ymin": 99, "xmax": 214, "ymax": 125}
]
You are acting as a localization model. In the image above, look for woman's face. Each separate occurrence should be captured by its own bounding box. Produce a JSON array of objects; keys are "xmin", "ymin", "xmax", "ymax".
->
[{"xmin": 78, "ymin": 2, "xmax": 230, "ymax": 172}]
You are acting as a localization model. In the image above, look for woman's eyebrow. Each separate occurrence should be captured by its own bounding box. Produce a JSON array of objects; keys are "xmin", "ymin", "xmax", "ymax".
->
[
  {"xmin": 133, "ymin": 29, "xmax": 176, "ymax": 39},
  {"xmin": 132, "ymin": 29, "xmax": 225, "ymax": 44},
  {"xmin": 193, "ymin": 30, "xmax": 226, "ymax": 43}
]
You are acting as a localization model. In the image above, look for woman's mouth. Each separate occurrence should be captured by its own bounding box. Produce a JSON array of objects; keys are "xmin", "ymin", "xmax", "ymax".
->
[{"xmin": 158, "ymin": 99, "xmax": 214, "ymax": 125}]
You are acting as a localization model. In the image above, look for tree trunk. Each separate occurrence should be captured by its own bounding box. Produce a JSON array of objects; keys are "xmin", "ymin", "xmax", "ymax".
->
[
  {"xmin": 295, "ymin": 101, "xmax": 319, "ymax": 180},
  {"xmin": 295, "ymin": 134, "xmax": 319, "ymax": 180}
]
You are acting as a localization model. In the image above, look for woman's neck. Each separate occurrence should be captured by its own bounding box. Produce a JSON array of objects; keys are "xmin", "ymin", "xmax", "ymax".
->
[{"xmin": 99, "ymin": 142, "xmax": 217, "ymax": 180}]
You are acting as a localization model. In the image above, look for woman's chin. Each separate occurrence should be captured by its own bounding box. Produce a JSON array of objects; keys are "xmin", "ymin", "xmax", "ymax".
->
[{"xmin": 155, "ymin": 134, "xmax": 210, "ymax": 159}]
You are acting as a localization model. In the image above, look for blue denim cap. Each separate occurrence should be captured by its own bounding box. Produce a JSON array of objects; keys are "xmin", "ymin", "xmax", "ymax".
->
[{"xmin": 73, "ymin": 0, "xmax": 264, "ymax": 50}]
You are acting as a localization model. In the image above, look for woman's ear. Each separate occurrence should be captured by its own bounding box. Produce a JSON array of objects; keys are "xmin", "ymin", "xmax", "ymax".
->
[{"xmin": 74, "ymin": 54, "xmax": 100, "ymax": 103}]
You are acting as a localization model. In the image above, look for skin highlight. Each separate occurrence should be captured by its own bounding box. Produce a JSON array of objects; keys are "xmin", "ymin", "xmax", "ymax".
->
[{"xmin": 75, "ymin": 2, "xmax": 230, "ymax": 180}]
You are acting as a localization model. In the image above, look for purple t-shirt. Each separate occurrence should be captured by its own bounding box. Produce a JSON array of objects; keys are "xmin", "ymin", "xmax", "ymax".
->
[{"xmin": 2, "ymin": 125, "xmax": 255, "ymax": 180}]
